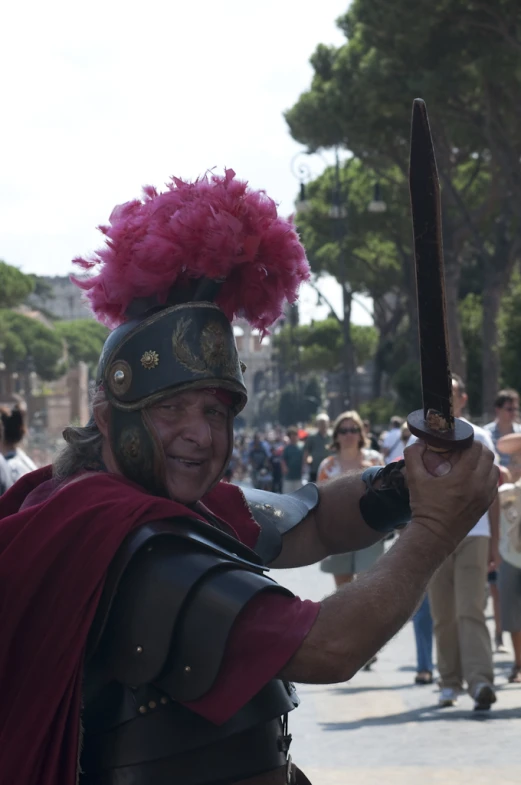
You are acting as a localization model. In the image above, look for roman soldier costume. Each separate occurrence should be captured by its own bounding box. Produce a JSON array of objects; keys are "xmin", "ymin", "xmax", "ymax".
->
[{"xmin": 0, "ymin": 168, "xmax": 411, "ymax": 785}]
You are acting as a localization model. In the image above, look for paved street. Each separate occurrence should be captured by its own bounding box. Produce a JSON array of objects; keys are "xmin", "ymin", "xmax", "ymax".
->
[{"xmin": 275, "ymin": 561, "xmax": 521, "ymax": 785}]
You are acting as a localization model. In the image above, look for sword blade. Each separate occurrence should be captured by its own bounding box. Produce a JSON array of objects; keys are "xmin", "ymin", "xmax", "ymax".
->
[{"xmin": 410, "ymin": 99, "xmax": 454, "ymax": 429}]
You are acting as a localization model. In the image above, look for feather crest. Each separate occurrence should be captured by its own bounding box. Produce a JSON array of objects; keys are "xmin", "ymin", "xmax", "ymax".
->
[{"xmin": 72, "ymin": 169, "xmax": 310, "ymax": 331}]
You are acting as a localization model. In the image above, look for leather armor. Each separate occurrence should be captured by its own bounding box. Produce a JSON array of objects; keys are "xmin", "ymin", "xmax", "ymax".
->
[{"xmin": 81, "ymin": 487, "xmax": 319, "ymax": 785}]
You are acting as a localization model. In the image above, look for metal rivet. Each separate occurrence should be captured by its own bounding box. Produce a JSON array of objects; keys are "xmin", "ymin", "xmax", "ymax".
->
[
  {"xmin": 160, "ymin": 696, "xmax": 169, "ymax": 705},
  {"xmin": 147, "ymin": 546, "xmax": 153, "ymax": 552},
  {"xmin": 184, "ymin": 665, "xmax": 192, "ymax": 673},
  {"xmin": 138, "ymin": 705, "xmax": 147, "ymax": 714},
  {"xmin": 114, "ymin": 369, "xmax": 126, "ymax": 384},
  {"xmin": 148, "ymin": 700, "xmax": 157, "ymax": 709},
  {"xmin": 136, "ymin": 646, "xmax": 143, "ymax": 654}
]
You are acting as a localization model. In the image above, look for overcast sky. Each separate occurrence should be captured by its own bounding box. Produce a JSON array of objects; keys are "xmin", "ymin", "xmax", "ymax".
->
[{"xmin": 0, "ymin": 0, "xmax": 371, "ymax": 325}]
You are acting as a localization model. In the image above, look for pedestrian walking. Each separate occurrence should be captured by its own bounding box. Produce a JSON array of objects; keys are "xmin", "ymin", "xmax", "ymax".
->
[
  {"xmin": 381, "ymin": 416, "xmax": 404, "ymax": 464},
  {"xmin": 412, "ymin": 594, "xmax": 434, "ymax": 684},
  {"xmin": 0, "ymin": 405, "xmax": 37, "ymax": 483},
  {"xmin": 496, "ymin": 432, "xmax": 521, "ymax": 683},
  {"xmin": 484, "ymin": 389, "xmax": 521, "ymax": 471},
  {"xmin": 282, "ymin": 427, "xmax": 303, "ymax": 494},
  {"xmin": 427, "ymin": 375, "xmax": 499, "ymax": 710},
  {"xmin": 302, "ymin": 414, "xmax": 331, "ymax": 483},
  {"xmin": 318, "ymin": 410, "xmax": 384, "ymax": 588}
]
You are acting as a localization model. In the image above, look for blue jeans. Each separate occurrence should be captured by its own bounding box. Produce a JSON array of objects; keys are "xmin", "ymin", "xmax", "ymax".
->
[{"xmin": 413, "ymin": 594, "xmax": 433, "ymax": 672}]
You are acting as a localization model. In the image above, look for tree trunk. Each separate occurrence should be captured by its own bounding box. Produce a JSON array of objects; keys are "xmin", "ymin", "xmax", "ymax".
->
[
  {"xmin": 443, "ymin": 254, "xmax": 466, "ymax": 379},
  {"xmin": 441, "ymin": 209, "xmax": 466, "ymax": 378},
  {"xmin": 481, "ymin": 216, "xmax": 516, "ymax": 419},
  {"xmin": 341, "ymin": 285, "xmax": 353, "ymax": 409},
  {"xmin": 372, "ymin": 344, "xmax": 385, "ymax": 399},
  {"xmin": 481, "ymin": 277, "xmax": 502, "ymax": 420},
  {"xmin": 402, "ymin": 249, "xmax": 420, "ymax": 363}
]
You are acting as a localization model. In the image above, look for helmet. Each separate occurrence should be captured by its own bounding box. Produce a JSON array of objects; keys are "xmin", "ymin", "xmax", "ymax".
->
[{"xmin": 73, "ymin": 169, "xmax": 309, "ymax": 496}]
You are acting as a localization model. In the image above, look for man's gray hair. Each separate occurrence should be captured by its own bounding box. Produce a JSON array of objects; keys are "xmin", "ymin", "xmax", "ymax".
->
[{"xmin": 53, "ymin": 388, "xmax": 106, "ymax": 481}]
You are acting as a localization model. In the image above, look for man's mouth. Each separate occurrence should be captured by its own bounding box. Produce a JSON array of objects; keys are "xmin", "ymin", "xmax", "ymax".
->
[{"xmin": 169, "ymin": 456, "xmax": 205, "ymax": 469}]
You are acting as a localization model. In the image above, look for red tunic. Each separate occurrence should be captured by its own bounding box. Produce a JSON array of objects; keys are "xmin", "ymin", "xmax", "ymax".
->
[{"xmin": 0, "ymin": 468, "xmax": 319, "ymax": 785}]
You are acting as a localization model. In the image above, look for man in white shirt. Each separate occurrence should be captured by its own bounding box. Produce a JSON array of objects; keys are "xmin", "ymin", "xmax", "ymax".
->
[
  {"xmin": 381, "ymin": 416, "xmax": 404, "ymax": 464},
  {"xmin": 409, "ymin": 374, "xmax": 499, "ymax": 710}
]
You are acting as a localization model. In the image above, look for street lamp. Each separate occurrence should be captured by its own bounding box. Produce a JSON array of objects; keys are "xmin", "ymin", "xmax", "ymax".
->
[
  {"xmin": 331, "ymin": 148, "xmax": 353, "ymax": 411},
  {"xmin": 290, "ymin": 153, "xmax": 314, "ymax": 213},
  {"xmin": 368, "ymin": 182, "xmax": 387, "ymax": 214}
]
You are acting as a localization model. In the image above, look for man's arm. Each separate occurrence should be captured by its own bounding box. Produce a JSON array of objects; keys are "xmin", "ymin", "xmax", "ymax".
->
[
  {"xmin": 280, "ymin": 440, "xmax": 498, "ymax": 683},
  {"xmin": 279, "ymin": 524, "xmax": 445, "ymax": 682},
  {"xmin": 269, "ymin": 470, "xmax": 382, "ymax": 568}
]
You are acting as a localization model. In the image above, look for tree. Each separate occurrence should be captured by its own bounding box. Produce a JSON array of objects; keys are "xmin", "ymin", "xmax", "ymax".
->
[
  {"xmin": 296, "ymin": 159, "xmax": 411, "ymax": 396},
  {"xmin": 0, "ymin": 310, "xmax": 64, "ymax": 380},
  {"xmin": 286, "ymin": 0, "xmax": 521, "ymax": 414},
  {"xmin": 273, "ymin": 317, "xmax": 377, "ymax": 376},
  {"xmin": 498, "ymin": 271, "xmax": 521, "ymax": 396},
  {"xmin": 0, "ymin": 261, "xmax": 35, "ymax": 308},
  {"xmin": 54, "ymin": 320, "xmax": 109, "ymax": 373}
]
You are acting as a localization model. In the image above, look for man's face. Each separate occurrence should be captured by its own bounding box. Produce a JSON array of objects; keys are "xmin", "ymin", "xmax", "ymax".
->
[
  {"xmin": 497, "ymin": 398, "xmax": 519, "ymax": 427},
  {"xmin": 147, "ymin": 389, "xmax": 231, "ymax": 504},
  {"xmin": 318, "ymin": 419, "xmax": 329, "ymax": 435},
  {"xmin": 452, "ymin": 380, "xmax": 468, "ymax": 418}
]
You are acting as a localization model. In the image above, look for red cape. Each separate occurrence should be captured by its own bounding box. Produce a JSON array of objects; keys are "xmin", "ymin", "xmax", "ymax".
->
[{"xmin": 0, "ymin": 467, "xmax": 260, "ymax": 785}]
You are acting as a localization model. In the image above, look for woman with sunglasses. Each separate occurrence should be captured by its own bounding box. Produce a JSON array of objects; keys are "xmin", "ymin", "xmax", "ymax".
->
[
  {"xmin": 318, "ymin": 410, "xmax": 383, "ymax": 580},
  {"xmin": 317, "ymin": 410, "xmax": 384, "ymax": 669}
]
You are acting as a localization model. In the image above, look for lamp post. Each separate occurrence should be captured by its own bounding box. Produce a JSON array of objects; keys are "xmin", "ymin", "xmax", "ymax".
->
[
  {"xmin": 332, "ymin": 148, "xmax": 352, "ymax": 411},
  {"xmin": 368, "ymin": 182, "xmax": 387, "ymax": 214},
  {"xmin": 290, "ymin": 153, "xmax": 313, "ymax": 213}
]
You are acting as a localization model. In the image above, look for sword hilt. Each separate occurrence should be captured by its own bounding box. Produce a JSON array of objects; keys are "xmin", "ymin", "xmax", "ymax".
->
[{"xmin": 407, "ymin": 408, "xmax": 474, "ymax": 451}]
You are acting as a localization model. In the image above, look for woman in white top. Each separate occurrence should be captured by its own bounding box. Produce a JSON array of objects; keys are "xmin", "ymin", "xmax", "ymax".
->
[
  {"xmin": 318, "ymin": 410, "xmax": 384, "ymax": 585},
  {"xmin": 0, "ymin": 405, "xmax": 37, "ymax": 483}
]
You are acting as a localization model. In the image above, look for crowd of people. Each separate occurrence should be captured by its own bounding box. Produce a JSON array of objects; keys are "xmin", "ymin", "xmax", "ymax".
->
[
  {"xmin": 222, "ymin": 384, "xmax": 521, "ymax": 710},
  {"xmin": 2, "ymin": 385, "xmax": 521, "ymax": 710}
]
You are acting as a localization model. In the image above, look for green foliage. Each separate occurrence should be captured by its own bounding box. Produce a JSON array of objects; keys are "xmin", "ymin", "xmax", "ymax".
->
[
  {"xmin": 32, "ymin": 277, "xmax": 55, "ymax": 301},
  {"xmin": 0, "ymin": 261, "xmax": 35, "ymax": 308},
  {"xmin": 277, "ymin": 376, "xmax": 323, "ymax": 427},
  {"xmin": 54, "ymin": 319, "xmax": 109, "ymax": 372},
  {"xmin": 351, "ymin": 323, "xmax": 378, "ymax": 368},
  {"xmin": 499, "ymin": 271, "xmax": 521, "ymax": 395},
  {"xmin": 359, "ymin": 397, "xmax": 396, "ymax": 428},
  {"xmin": 0, "ymin": 309, "xmax": 63, "ymax": 380},
  {"xmin": 392, "ymin": 362, "xmax": 422, "ymax": 414},
  {"xmin": 273, "ymin": 317, "xmax": 378, "ymax": 374},
  {"xmin": 278, "ymin": 387, "xmax": 298, "ymax": 427},
  {"xmin": 286, "ymin": 0, "xmax": 521, "ymax": 399},
  {"xmin": 297, "ymin": 160, "xmax": 408, "ymax": 302},
  {"xmin": 459, "ymin": 294, "xmax": 483, "ymax": 415},
  {"xmin": 301, "ymin": 376, "xmax": 322, "ymax": 421}
]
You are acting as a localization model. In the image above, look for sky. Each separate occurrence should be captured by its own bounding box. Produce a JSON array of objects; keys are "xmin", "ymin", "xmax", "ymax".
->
[{"xmin": 0, "ymin": 0, "xmax": 371, "ymax": 326}]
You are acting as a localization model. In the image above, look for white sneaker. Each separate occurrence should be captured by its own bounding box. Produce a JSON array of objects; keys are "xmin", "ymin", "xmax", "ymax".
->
[
  {"xmin": 473, "ymin": 682, "xmax": 496, "ymax": 711},
  {"xmin": 438, "ymin": 687, "xmax": 458, "ymax": 707}
]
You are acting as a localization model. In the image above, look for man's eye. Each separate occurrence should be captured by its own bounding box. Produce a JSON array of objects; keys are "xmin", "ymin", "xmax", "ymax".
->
[{"xmin": 208, "ymin": 408, "xmax": 226, "ymax": 418}]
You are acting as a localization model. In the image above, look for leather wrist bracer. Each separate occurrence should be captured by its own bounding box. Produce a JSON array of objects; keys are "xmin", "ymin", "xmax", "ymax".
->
[{"xmin": 359, "ymin": 459, "xmax": 410, "ymax": 533}]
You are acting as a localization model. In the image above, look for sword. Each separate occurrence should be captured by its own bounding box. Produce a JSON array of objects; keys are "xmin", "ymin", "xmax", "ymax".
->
[{"xmin": 406, "ymin": 99, "xmax": 474, "ymax": 451}]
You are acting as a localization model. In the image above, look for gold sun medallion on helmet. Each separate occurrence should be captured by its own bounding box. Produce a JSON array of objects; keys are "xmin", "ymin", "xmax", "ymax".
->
[{"xmin": 140, "ymin": 350, "xmax": 159, "ymax": 370}]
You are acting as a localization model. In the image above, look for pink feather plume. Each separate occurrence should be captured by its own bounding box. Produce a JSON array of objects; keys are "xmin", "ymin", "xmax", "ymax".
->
[{"xmin": 72, "ymin": 169, "xmax": 310, "ymax": 332}]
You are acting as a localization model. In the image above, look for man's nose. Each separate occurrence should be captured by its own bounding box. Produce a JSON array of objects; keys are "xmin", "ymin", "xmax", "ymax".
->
[{"xmin": 180, "ymin": 412, "xmax": 212, "ymax": 448}]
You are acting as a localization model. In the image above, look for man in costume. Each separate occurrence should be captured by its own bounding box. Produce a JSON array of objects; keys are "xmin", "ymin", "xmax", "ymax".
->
[{"xmin": 0, "ymin": 169, "xmax": 497, "ymax": 785}]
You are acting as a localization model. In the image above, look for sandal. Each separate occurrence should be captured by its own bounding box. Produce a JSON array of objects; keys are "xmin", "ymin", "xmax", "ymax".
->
[
  {"xmin": 363, "ymin": 655, "xmax": 378, "ymax": 671},
  {"xmin": 415, "ymin": 671, "xmax": 433, "ymax": 685},
  {"xmin": 508, "ymin": 666, "xmax": 521, "ymax": 683}
]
